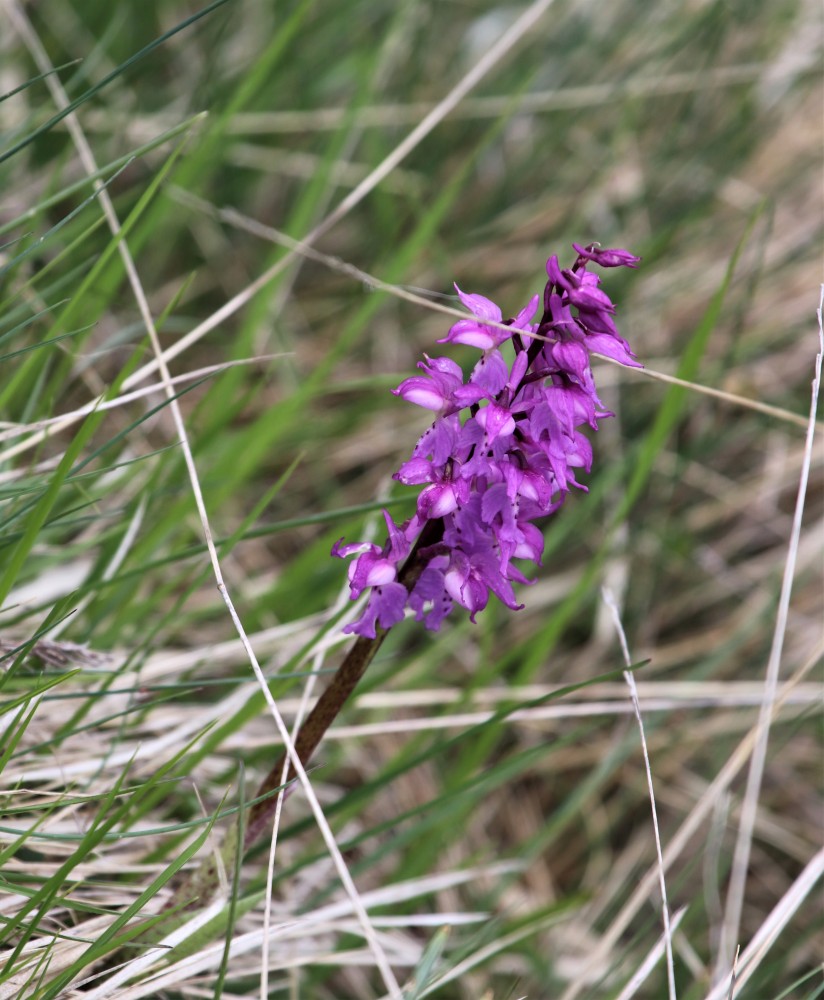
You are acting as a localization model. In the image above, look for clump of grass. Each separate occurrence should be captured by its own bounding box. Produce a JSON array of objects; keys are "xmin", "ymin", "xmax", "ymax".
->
[{"xmin": 0, "ymin": 1, "xmax": 821, "ymax": 997}]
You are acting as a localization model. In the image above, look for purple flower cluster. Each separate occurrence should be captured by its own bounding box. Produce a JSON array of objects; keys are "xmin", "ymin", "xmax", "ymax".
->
[{"xmin": 332, "ymin": 244, "xmax": 641, "ymax": 638}]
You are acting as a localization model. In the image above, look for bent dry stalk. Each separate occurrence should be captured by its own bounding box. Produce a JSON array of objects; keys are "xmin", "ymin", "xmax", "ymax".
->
[{"xmin": 162, "ymin": 242, "xmax": 640, "ymax": 919}]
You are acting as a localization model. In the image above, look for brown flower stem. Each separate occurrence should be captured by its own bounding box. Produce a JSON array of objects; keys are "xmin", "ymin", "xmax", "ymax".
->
[
  {"xmin": 244, "ymin": 515, "xmax": 443, "ymax": 852},
  {"xmin": 161, "ymin": 516, "xmax": 444, "ymax": 919},
  {"xmin": 244, "ymin": 628, "xmax": 385, "ymax": 849}
]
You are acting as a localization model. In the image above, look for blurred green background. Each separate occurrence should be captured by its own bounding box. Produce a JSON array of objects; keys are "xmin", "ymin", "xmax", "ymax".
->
[{"xmin": 0, "ymin": 1, "xmax": 820, "ymax": 997}]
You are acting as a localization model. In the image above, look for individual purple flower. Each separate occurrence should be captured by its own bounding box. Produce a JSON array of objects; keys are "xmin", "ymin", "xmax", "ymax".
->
[
  {"xmin": 572, "ymin": 243, "xmax": 641, "ymax": 268},
  {"xmin": 468, "ymin": 349, "xmax": 510, "ymax": 395},
  {"xmin": 333, "ymin": 243, "xmax": 640, "ymax": 637},
  {"xmin": 441, "ymin": 287, "xmax": 539, "ymax": 350},
  {"xmin": 474, "ymin": 401, "xmax": 516, "ymax": 445},
  {"xmin": 407, "ymin": 556, "xmax": 453, "ymax": 631},
  {"xmin": 392, "ymin": 355, "xmax": 466, "ymax": 414},
  {"xmin": 342, "ymin": 581, "xmax": 408, "ymax": 638},
  {"xmin": 395, "ymin": 455, "xmax": 471, "ymax": 520},
  {"xmin": 566, "ymin": 271, "xmax": 616, "ymax": 316},
  {"xmin": 441, "ymin": 500, "xmax": 526, "ymax": 620}
]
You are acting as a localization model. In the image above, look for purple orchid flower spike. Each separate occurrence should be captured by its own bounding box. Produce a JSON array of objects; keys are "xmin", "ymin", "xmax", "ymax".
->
[{"xmin": 333, "ymin": 243, "xmax": 641, "ymax": 637}]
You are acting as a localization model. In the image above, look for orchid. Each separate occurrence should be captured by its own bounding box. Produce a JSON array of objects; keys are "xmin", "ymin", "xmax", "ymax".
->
[{"xmin": 333, "ymin": 243, "xmax": 640, "ymax": 637}]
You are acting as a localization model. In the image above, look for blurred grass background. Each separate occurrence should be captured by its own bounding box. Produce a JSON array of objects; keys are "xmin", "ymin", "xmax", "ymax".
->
[{"xmin": 0, "ymin": 0, "xmax": 821, "ymax": 997}]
